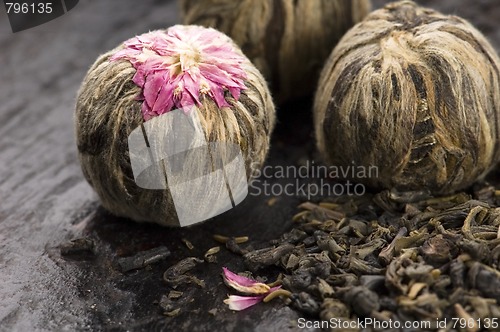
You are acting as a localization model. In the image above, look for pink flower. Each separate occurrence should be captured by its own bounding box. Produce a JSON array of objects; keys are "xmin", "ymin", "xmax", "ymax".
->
[
  {"xmin": 110, "ymin": 26, "xmax": 248, "ymax": 121},
  {"xmin": 222, "ymin": 267, "xmax": 282, "ymax": 311}
]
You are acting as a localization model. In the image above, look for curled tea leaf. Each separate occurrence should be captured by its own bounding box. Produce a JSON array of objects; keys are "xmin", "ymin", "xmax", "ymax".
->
[
  {"xmin": 244, "ymin": 243, "xmax": 295, "ymax": 271},
  {"xmin": 163, "ymin": 257, "xmax": 205, "ymax": 288}
]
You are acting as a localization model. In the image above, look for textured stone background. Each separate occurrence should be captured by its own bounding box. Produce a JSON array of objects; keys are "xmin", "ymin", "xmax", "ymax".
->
[{"xmin": 0, "ymin": 0, "xmax": 499, "ymax": 331}]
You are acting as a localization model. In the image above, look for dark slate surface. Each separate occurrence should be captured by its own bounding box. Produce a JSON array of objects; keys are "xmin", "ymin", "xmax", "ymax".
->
[{"xmin": 0, "ymin": 0, "xmax": 499, "ymax": 331}]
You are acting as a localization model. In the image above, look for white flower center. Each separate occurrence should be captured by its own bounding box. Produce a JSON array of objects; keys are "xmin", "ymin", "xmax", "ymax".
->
[{"xmin": 171, "ymin": 43, "xmax": 201, "ymax": 76}]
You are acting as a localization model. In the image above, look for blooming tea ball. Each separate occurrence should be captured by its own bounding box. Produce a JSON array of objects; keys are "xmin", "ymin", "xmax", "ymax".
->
[
  {"xmin": 180, "ymin": 0, "xmax": 371, "ymax": 103},
  {"xmin": 314, "ymin": 1, "xmax": 500, "ymax": 194},
  {"xmin": 76, "ymin": 26, "xmax": 275, "ymax": 226}
]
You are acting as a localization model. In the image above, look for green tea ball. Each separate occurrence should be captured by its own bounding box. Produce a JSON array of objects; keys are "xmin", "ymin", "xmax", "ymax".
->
[
  {"xmin": 180, "ymin": 0, "xmax": 371, "ymax": 103},
  {"xmin": 314, "ymin": 1, "xmax": 500, "ymax": 194}
]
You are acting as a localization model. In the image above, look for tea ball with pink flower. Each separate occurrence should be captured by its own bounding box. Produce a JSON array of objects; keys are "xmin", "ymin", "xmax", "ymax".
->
[{"xmin": 75, "ymin": 25, "xmax": 276, "ymax": 226}]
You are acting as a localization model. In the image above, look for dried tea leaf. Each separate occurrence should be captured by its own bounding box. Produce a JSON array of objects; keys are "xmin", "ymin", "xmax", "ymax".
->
[
  {"xmin": 163, "ymin": 257, "xmax": 204, "ymax": 288},
  {"xmin": 118, "ymin": 246, "xmax": 170, "ymax": 272},
  {"xmin": 351, "ymin": 238, "xmax": 386, "ymax": 260},
  {"xmin": 182, "ymin": 238, "xmax": 194, "ymax": 250},
  {"xmin": 60, "ymin": 237, "xmax": 96, "ymax": 258},
  {"xmin": 344, "ymin": 286, "xmax": 380, "ymax": 317},
  {"xmin": 244, "ymin": 243, "xmax": 294, "ymax": 270},
  {"xmin": 467, "ymin": 261, "xmax": 500, "ymax": 302},
  {"xmin": 420, "ymin": 234, "xmax": 458, "ymax": 265}
]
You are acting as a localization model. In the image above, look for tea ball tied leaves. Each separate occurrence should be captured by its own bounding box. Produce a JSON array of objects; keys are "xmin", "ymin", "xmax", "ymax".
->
[
  {"xmin": 314, "ymin": 1, "xmax": 500, "ymax": 194},
  {"xmin": 75, "ymin": 26, "xmax": 276, "ymax": 226}
]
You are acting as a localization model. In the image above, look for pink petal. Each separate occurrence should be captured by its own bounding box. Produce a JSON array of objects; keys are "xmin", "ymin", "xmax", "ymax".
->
[
  {"xmin": 194, "ymin": 29, "xmax": 219, "ymax": 45},
  {"xmin": 109, "ymin": 26, "xmax": 249, "ymax": 120},
  {"xmin": 224, "ymin": 295, "xmax": 265, "ymax": 311},
  {"xmin": 143, "ymin": 72, "xmax": 164, "ymax": 108},
  {"xmin": 222, "ymin": 286, "xmax": 283, "ymax": 311},
  {"xmin": 222, "ymin": 267, "xmax": 270, "ymax": 294},
  {"xmin": 207, "ymin": 81, "xmax": 230, "ymax": 108},
  {"xmin": 211, "ymin": 62, "xmax": 247, "ymax": 81},
  {"xmin": 152, "ymin": 76, "xmax": 175, "ymax": 114},
  {"xmin": 182, "ymin": 72, "xmax": 202, "ymax": 106},
  {"xmin": 132, "ymin": 67, "xmax": 146, "ymax": 88},
  {"xmin": 142, "ymin": 56, "xmax": 168, "ymax": 72},
  {"xmin": 110, "ymin": 48, "xmax": 140, "ymax": 61},
  {"xmin": 228, "ymin": 86, "xmax": 241, "ymax": 101},
  {"xmin": 199, "ymin": 63, "xmax": 237, "ymax": 87},
  {"xmin": 178, "ymin": 90, "xmax": 196, "ymax": 109}
]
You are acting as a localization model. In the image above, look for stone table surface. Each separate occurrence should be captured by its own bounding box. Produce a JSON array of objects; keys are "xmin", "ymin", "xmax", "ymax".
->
[{"xmin": 0, "ymin": 0, "xmax": 499, "ymax": 331}]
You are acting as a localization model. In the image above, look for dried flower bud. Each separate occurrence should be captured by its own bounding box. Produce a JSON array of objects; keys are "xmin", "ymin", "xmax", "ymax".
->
[
  {"xmin": 75, "ymin": 26, "xmax": 275, "ymax": 226},
  {"xmin": 180, "ymin": 0, "xmax": 371, "ymax": 103},
  {"xmin": 314, "ymin": 1, "xmax": 500, "ymax": 194}
]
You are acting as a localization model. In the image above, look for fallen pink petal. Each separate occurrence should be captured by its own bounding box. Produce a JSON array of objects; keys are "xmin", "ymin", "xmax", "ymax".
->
[
  {"xmin": 222, "ymin": 267, "xmax": 284, "ymax": 311},
  {"xmin": 223, "ymin": 286, "xmax": 283, "ymax": 311},
  {"xmin": 223, "ymin": 294, "xmax": 266, "ymax": 311},
  {"xmin": 222, "ymin": 267, "xmax": 270, "ymax": 294},
  {"xmin": 110, "ymin": 25, "xmax": 248, "ymax": 121}
]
